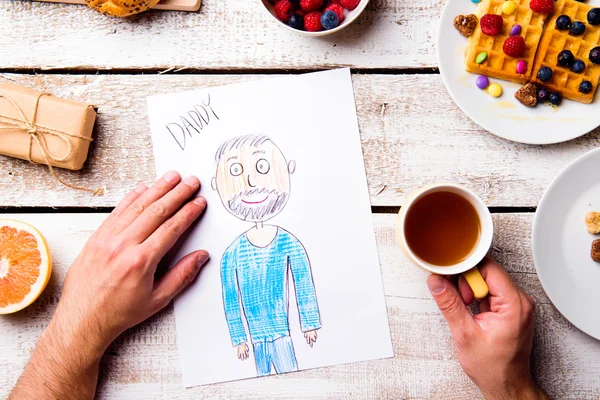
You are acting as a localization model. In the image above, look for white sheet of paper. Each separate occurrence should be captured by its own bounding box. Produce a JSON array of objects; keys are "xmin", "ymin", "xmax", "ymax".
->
[{"xmin": 148, "ymin": 68, "xmax": 393, "ymax": 387}]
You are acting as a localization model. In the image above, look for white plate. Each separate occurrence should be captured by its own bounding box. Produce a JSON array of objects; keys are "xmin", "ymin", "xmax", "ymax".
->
[
  {"xmin": 533, "ymin": 148, "xmax": 600, "ymax": 340},
  {"xmin": 438, "ymin": 0, "xmax": 600, "ymax": 144}
]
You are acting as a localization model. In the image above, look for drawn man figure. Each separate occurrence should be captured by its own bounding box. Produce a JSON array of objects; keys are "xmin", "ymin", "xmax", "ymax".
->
[{"xmin": 212, "ymin": 135, "xmax": 321, "ymax": 377}]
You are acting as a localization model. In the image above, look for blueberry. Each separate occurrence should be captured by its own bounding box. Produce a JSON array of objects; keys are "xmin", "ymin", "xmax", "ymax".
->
[
  {"xmin": 569, "ymin": 21, "xmax": 586, "ymax": 36},
  {"xmin": 548, "ymin": 92, "xmax": 562, "ymax": 106},
  {"xmin": 537, "ymin": 66, "xmax": 553, "ymax": 82},
  {"xmin": 588, "ymin": 8, "xmax": 600, "ymax": 25},
  {"xmin": 537, "ymin": 88, "xmax": 550, "ymax": 102},
  {"xmin": 556, "ymin": 15, "xmax": 572, "ymax": 30},
  {"xmin": 590, "ymin": 47, "xmax": 600, "ymax": 64},
  {"xmin": 579, "ymin": 80, "xmax": 593, "ymax": 94},
  {"xmin": 289, "ymin": 14, "xmax": 304, "ymax": 30},
  {"xmin": 571, "ymin": 59, "xmax": 586, "ymax": 73},
  {"xmin": 557, "ymin": 50, "xmax": 575, "ymax": 67},
  {"xmin": 320, "ymin": 10, "xmax": 339, "ymax": 30}
]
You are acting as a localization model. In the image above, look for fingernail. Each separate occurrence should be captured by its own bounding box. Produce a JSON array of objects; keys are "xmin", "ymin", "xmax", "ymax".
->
[
  {"xmin": 134, "ymin": 183, "xmax": 147, "ymax": 194},
  {"xmin": 427, "ymin": 276, "xmax": 446, "ymax": 295},
  {"xmin": 163, "ymin": 170, "xmax": 180, "ymax": 183},
  {"xmin": 193, "ymin": 196, "xmax": 207, "ymax": 207},
  {"xmin": 183, "ymin": 175, "xmax": 200, "ymax": 187},
  {"xmin": 196, "ymin": 251, "xmax": 210, "ymax": 269}
]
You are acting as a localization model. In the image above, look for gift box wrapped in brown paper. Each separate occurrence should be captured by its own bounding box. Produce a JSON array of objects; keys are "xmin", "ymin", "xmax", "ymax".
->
[
  {"xmin": 0, "ymin": 83, "xmax": 102, "ymax": 195},
  {"xmin": 0, "ymin": 83, "xmax": 97, "ymax": 171}
]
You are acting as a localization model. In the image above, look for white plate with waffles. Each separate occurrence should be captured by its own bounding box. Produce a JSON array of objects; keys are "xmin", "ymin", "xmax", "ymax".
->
[{"xmin": 438, "ymin": 0, "xmax": 600, "ymax": 144}]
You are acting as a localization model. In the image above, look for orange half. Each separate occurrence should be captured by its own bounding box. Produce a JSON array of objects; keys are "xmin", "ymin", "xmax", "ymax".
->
[{"xmin": 0, "ymin": 219, "xmax": 51, "ymax": 314}]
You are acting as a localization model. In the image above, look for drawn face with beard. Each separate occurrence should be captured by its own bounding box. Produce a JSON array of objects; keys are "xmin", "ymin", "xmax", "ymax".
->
[{"xmin": 212, "ymin": 138, "xmax": 296, "ymax": 223}]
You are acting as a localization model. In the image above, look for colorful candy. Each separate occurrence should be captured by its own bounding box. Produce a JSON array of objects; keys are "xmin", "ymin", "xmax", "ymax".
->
[
  {"xmin": 516, "ymin": 60, "xmax": 527, "ymax": 74},
  {"xmin": 510, "ymin": 24, "xmax": 522, "ymax": 36},
  {"xmin": 502, "ymin": 1, "xmax": 517, "ymax": 15},
  {"xmin": 476, "ymin": 75, "xmax": 490, "ymax": 89},
  {"xmin": 476, "ymin": 52, "xmax": 488, "ymax": 64},
  {"xmin": 471, "ymin": 0, "xmax": 482, "ymax": 3},
  {"xmin": 487, "ymin": 83, "xmax": 503, "ymax": 97}
]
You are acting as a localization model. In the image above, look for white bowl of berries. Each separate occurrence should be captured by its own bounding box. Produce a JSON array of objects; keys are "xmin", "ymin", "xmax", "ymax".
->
[{"xmin": 261, "ymin": 0, "xmax": 370, "ymax": 36}]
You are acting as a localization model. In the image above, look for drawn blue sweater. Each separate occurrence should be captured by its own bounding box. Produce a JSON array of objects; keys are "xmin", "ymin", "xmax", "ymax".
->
[{"xmin": 221, "ymin": 228, "xmax": 321, "ymax": 346}]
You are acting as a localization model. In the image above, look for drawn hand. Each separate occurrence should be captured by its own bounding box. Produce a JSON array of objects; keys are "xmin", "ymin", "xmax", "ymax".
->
[
  {"xmin": 304, "ymin": 330, "xmax": 318, "ymax": 347},
  {"xmin": 427, "ymin": 258, "xmax": 548, "ymax": 400},
  {"xmin": 237, "ymin": 343, "xmax": 249, "ymax": 361}
]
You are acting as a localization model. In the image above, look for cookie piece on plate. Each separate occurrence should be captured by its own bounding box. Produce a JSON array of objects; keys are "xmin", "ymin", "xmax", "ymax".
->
[
  {"xmin": 454, "ymin": 14, "xmax": 479, "ymax": 37},
  {"xmin": 515, "ymin": 82, "xmax": 538, "ymax": 106},
  {"xmin": 592, "ymin": 239, "xmax": 600, "ymax": 262},
  {"xmin": 586, "ymin": 211, "xmax": 600, "ymax": 234}
]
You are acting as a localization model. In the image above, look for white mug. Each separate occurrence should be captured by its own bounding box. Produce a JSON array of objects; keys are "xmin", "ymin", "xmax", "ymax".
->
[{"xmin": 396, "ymin": 184, "xmax": 493, "ymax": 299}]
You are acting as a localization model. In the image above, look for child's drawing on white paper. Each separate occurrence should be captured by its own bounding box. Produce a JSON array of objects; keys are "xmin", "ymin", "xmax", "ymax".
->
[
  {"xmin": 211, "ymin": 135, "xmax": 321, "ymax": 377},
  {"xmin": 149, "ymin": 69, "xmax": 393, "ymax": 387}
]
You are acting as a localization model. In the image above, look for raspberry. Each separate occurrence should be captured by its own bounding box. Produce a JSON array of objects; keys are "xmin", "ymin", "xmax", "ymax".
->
[
  {"xmin": 274, "ymin": 0, "xmax": 295, "ymax": 22},
  {"xmin": 530, "ymin": 0, "xmax": 554, "ymax": 14},
  {"xmin": 329, "ymin": 0, "xmax": 342, "ymax": 4},
  {"xmin": 300, "ymin": 0, "xmax": 323, "ymax": 12},
  {"xmin": 325, "ymin": 4, "xmax": 344, "ymax": 22},
  {"xmin": 503, "ymin": 36, "xmax": 525, "ymax": 57},
  {"xmin": 304, "ymin": 11, "xmax": 323, "ymax": 31},
  {"xmin": 340, "ymin": 0, "xmax": 360, "ymax": 10},
  {"xmin": 480, "ymin": 14, "xmax": 503, "ymax": 36}
]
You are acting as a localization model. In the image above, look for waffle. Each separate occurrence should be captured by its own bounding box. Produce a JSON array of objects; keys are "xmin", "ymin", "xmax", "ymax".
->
[
  {"xmin": 465, "ymin": 0, "xmax": 549, "ymax": 83},
  {"xmin": 531, "ymin": 0, "xmax": 600, "ymax": 103}
]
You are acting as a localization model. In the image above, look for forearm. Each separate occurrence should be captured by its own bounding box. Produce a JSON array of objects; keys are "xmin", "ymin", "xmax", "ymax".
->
[{"xmin": 10, "ymin": 319, "xmax": 104, "ymax": 400}]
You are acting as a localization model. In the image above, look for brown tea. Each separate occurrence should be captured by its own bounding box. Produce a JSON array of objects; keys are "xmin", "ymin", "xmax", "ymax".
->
[{"xmin": 404, "ymin": 191, "xmax": 480, "ymax": 266}]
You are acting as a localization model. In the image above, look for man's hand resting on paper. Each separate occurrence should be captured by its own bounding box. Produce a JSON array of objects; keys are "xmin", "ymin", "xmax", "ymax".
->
[
  {"xmin": 427, "ymin": 257, "xmax": 549, "ymax": 400},
  {"xmin": 10, "ymin": 171, "xmax": 209, "ymax": 400}
]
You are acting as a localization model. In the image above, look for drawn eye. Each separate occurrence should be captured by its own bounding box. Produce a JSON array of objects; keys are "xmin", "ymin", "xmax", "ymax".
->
[
  {"xmin": 229, "ymin": 163, "xmax": 243, "ymax": 176},
  {"xmin": 256, "ymin": 159, "xmax": 270, "ymax": 174}
]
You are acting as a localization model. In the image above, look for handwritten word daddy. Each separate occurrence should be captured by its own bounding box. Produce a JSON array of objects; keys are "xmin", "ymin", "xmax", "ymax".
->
[{"xmin": 165, "ymin": 94, "xmax": 219, "ymax": 150}]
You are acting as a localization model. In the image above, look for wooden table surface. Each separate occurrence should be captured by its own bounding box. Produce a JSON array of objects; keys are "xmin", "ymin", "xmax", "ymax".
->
[{"xmin": 1, "ymin": 1, "xmax": 600, "ymax": 399}]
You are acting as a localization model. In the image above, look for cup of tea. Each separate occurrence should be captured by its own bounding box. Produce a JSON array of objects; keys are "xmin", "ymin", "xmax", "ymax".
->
[{"xmin": 396, "ymin": 184, "xmax": 493, "ymax": 299}]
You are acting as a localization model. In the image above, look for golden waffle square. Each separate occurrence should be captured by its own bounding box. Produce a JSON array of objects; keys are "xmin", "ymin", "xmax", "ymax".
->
[
  {"xmin": 465, "ymin": 0, "xmax": 548, "ymax": 83},
  {"xmin": 532, "ymin": 0, "xmax": 600, "ymax": 103}
]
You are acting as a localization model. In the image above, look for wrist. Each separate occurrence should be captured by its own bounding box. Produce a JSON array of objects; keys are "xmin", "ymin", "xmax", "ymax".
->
[
  {"xmin": 43, "ymin": 313, "xmax": 107, "ymax": 368},
  {"xmin": 483, "ymin": 377, "xmax": 547, "ymax": 400}
]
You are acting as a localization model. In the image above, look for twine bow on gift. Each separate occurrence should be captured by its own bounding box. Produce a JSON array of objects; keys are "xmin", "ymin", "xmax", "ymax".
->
[{"xmin": 0, "ymin": 92, "xmax": 103, "ymax": 196}]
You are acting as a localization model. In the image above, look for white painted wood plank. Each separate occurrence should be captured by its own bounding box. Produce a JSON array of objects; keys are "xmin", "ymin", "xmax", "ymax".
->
[
  {"xmin": 0, "ymin": 213, "xmax": 598, "ymax": 399},
  {"xmin": 0, "ymin": 73, "xmax": 598, "ymax": 208},
  {"xmin": 0, "ymin": 0, "xmax": 438, "ymax": 70}
]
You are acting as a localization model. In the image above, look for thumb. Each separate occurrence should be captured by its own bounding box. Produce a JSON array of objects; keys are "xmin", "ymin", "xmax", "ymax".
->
[
  {"xmin": 427, "ymin": 274, "xmax": 477, "ymax": 338},
  {"xmin": 151, "ymin": 250, "xmax": 210, "ymax": 312}
]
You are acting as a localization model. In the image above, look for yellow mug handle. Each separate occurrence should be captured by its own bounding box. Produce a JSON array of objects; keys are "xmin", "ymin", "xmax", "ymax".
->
[{"xmin": 462, "ymin": 267, "xmax": 489, "ymax": 300}]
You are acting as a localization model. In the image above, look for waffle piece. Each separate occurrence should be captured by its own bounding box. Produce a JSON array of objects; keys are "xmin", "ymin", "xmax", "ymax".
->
[
  {"xmin": 532, "ymin": 0, "xmax": 600, "ymax": 103},
  {"xmin": 465, "ymin": 0, "xmax": 549, "ymax": 83}
]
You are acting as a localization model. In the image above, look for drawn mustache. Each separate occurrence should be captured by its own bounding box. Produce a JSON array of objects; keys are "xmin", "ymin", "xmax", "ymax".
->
[
  {"xmin": 228, "ymin": 188, "xmax": 287, "ymax": 221},
  {"xmin": 231, "ymin": 188, "xmax": 278, "ymax": 198}
]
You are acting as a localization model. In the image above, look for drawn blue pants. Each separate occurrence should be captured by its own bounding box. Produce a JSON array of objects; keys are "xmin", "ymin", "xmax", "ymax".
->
[{"xmin": 253, "ymin": 336, "xmax": 298, "ymax": 376}]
